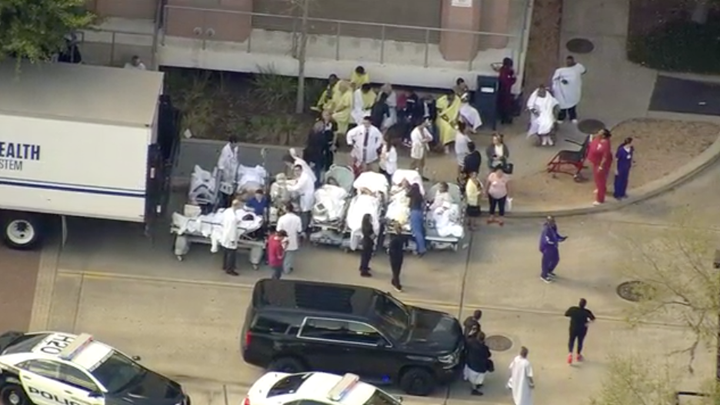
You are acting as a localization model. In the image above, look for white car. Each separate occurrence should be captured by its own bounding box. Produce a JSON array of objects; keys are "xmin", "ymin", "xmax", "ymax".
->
[
  {"xmin": 244, "ymin": 372, "xmax": 402, "ymax": 405},
  {"xmin": 0, "ymin": 331, "xmax": 190, "ymax": 405}
]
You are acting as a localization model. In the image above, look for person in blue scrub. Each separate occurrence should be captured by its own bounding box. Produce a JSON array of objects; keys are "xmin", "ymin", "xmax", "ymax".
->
[
  {"xmin": 539, "ymin": 216, "xmax": 567, "ymax": 283},
  {"xmin": 407, "ymin": 183, "xmax": 427, "ymax": 256},
  {"xmin": 245, "ymin": 189, "xmax": 269, "ymax": 216},
  {"xmin": 613, "ymin": 137, "xmax": 634, "ymax": 200}
]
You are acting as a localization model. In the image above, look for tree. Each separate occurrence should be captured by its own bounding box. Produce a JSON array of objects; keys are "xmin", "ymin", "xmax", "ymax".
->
[
  {"xmin": 591, "ymin": 211, "xmax": 720, "ymax": 405},
  {"xmin": 590, "ymin": 354, "xmax": 680, "ymax": 405},
  {"xmin": 289, "ymin": 0, "xmax": 311, "ymax": 114},
  {"xmin": 0, "ymin": 0, "xmax": 95, "ymax": 63}
]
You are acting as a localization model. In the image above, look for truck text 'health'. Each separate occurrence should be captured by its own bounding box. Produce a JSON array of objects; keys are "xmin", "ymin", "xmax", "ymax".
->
[{"xmin": 0, "ymin": 142, "xmax": 41, "ymax": 172}]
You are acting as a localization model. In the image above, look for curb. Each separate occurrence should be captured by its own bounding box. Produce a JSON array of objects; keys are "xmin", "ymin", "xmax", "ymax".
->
[{"xmin": 507, "ymin": 131, "xmax": 720, "ymax": 218}]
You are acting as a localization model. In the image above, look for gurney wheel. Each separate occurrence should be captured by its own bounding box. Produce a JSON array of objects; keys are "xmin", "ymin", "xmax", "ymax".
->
[
  {"xmin": 252, "ymin": 264, "xmax": 259, "ymax": 271},
  {"xmin": 343, "ymin": 247, "xmax": 350, "ymax": 253},
  {"xmin": 453, "ymin": 244, "xmax": 459, "ymax": 252},
  {"xmin": 176, "ymin": 256, "xmax": 183, "ymax": 262},
  {"xmin": 551, "ymin": 173, "xmax": 557, "ymax": 179}
]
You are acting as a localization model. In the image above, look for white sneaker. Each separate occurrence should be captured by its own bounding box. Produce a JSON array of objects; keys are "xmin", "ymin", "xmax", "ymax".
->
[
  {"xmin": 548, "ymin": 138, "xmax": 555, "ymax": 146},
  {"xmin": 556, "ymin": 120, "xmax": 564, "ymax": 125},
  {"xmin": 592, "ymin": 201, "xmax": 602, "ymax": 206},
  {"xmin": 541, "ymin": 137, "xmax": 548, "ymax": 146},
  {"xmin": 572, "ymin": 119, "xmax": 578, "ymax": 124}
]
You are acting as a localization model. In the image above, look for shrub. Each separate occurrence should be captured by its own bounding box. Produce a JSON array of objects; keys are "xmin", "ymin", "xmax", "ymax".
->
[
  {"xmin": 627, "ymin": 18, "xmax": 720, "ymax": 73},
  {"xmin": 251, "ymin": 65, "xmax": 298, "ymax": 112}
]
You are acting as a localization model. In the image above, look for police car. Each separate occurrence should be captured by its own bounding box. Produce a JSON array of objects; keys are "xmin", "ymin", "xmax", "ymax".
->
[
  {"xmin": 0, "ymin": 331, "xmax": 190, "ymax": 405},
  {"xmin": 244, "ymin": 372, "xmax": 402, "ymax": 405}
]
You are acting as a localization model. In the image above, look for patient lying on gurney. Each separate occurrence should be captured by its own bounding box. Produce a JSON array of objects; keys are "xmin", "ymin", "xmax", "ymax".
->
[
  {"xmin": 312, "ymin": 176, "xmax": 349, "ymax": 223},
  {"xmin": 429, "ymin": 182, "xmax": 463, "ymax": 238}
]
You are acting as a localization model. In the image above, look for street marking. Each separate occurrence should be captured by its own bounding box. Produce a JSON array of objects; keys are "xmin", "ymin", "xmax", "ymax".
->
[
  {"xmin": 29, "ymin": 239, "xmax": 61, "ymax": 331},
  {"xmin": 56, "ymin": 269, "xmax": 688, "ymax": 328}
]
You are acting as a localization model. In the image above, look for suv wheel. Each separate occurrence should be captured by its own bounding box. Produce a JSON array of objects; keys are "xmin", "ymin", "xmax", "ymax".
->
[
  {"xmin": 268, "ymin": 357, "xmax": 306, "ymax": 373},
  {"xmin": 399, "ymin": 367, "xmax": 435, "ymax": 396},
  {"xmin": 1, "ymin": 384, "xmax": 30, "ymax": 405}
]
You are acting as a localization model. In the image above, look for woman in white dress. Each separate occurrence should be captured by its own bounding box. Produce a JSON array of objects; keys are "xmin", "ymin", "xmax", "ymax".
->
[{"xmin": 526, "ymin": 84, "xmax": 559, "ymax": 147}]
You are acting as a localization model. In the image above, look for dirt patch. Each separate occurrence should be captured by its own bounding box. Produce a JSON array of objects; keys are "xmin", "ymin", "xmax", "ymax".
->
[
  {"xmin": 522, "ymin": 0, "xmax": 563, "ymax": 92},
  {"xmin": 627, "ymin": 0, "xmax": 695, "ymax": 39},
  {"xmin": 511, "ymin": 119, "xmax": 718, "ymax": 207}
]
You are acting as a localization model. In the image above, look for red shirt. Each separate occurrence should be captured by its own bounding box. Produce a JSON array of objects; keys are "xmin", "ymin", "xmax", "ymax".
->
[
  {"xmin": 587, "ymin": 138, "xmax": 612, "ymax": 169},
  {"xmin": 267, "ymin": 235, "xmax": 285, "ymax": 267}
]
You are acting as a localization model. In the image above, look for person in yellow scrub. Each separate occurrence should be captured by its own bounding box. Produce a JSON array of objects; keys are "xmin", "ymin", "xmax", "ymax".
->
[
  {"xmin": 312, "ymin": 74, "xmax": 340, "ymax": 113},
  {"xmin": 331, "ymin": 81, "xmax": 353, "ymax": 135},
  {"xmin": 435, "ymin": 89, "xmax": 462, "ymax": 152},
  {"xmin": 351, "ymin": 83, "xmax": 377, "ymax": 125},
  {"xmin": 350, "ymin": 66, "xmax": 370, "ymax": 89}
]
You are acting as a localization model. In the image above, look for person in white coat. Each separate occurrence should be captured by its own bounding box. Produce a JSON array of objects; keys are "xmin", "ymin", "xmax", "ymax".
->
[
  {"xmin": 507, "ymin": 346, "xmax": 534, "ymax": 405},
  {"xmin": 219, "ymin": 199, "xmax": 242, "ymax": 276},
  {"xmin": 347, "ymin": 116, "xmax": 383, "ymax": 175},
  {"xmin": 283, "ymin": 148, "xmax": 317, "ymax": 185},
  {"xmin": 552, "ymin": 55, "xmax": 586, "ymax": 124},
  {"xmin": 286, "ymin": 164, "xmax": 315, "ymax": 233},
  {"xmin": 276, "ymin": 203, "xmax": 303, "ymax": 274},
  {"xmin": 379, "ymin": 133, "xmax": 398, "ymax": 184},
  {"xmin": 526, "ymin": 85, "xmax": 559, "ymax": 147},
  {"xmin": 217, "ymin": 135, "xmax": 239, "ymax": 208}
]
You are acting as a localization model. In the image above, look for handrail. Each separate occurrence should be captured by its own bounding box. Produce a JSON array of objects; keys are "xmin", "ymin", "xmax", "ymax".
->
[{"xmin": 164, "ymin": 4, "xmax": 519, "ymax": 38}]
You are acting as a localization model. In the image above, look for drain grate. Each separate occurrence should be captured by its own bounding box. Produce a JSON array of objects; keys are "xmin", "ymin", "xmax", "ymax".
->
[
  {"xmin": 566, "ymin": 38, "xmax": 595, "ymax": 54},
  {"xmin": 577, "ymin": 119, "xmax": 606, "ymax": 135},
  {"xmin": 485, "ymin": 335, "xmax": 513, "ymax": 352},
  {"xmin": 617, "ymin": 280, "xmax": 655, "ymax": 302}
]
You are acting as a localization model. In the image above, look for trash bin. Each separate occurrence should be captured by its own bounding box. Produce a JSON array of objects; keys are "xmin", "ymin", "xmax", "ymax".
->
[{"xmin": 474, "ymin": 75, "xmax": 499, "ymax": 131}]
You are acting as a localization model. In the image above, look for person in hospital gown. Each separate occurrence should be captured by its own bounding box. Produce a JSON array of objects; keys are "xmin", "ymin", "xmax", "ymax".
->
[
  {"xmin": 332, "ymin": 81, "xmax": 353, "ymax": 135},
  {"xmin": 526, "ymin": 84, "xmax": 558, "ymax": 147},
  {"xmin": 552, "ymin": 55, "xmax": 586, "ymax": 124},
  {"xmin": 286, "ymin": 164, "xmax": 315, "ymax": 233},
  {"xmin": 352, "ymin": 83, "xmax": 377, "ymax": 126},
  {"xmin": 217, "ymin": 135, "xmax": 239, "ymax": 208},
  {"xmin": 507, "ymin": 346, "xmax": 534, "ymax": 405},
  {"xmin": 459, "ymin": 92, "xmax": 482, "ymax": 133},
  {"xmin": 436, "ymin": 90, "xmax": 462, "ymax": 152}
]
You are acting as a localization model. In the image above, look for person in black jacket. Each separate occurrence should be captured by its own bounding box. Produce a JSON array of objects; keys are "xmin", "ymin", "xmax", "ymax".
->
[
  {"xmin": 370, "ymin": 92, "xmax": 390, "ymax": 130},
  {"xmin": 398, "ymin": 91, "xmax": 420, "ymax": 146},
  {"xmin": 565, "ymin": 298, "xmax": 595, "ymax": 364},
  {"xmin": 464, "ymin": 332, "xmax": 492, "ymax": 396},
  {"xmin": 304, "ymin": 121, "xmax": 327, "ymax": 187},
  {"xmin": 318, "ymin": 110, "xmax": 338, "ymax": 171},
  {"xmin": 463, "ymin": 309, "xmax": 483, "ymax": 337},
  {"xmin": 358, "ymin": 214, "xmax": 375, "ymax": 277},
  {"xmin": 387, "ymin": 224, "xmax": 406, "ymax": 292}
]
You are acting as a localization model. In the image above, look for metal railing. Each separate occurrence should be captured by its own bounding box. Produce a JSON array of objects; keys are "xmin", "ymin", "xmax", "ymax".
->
[{"xmin": 160, "ymin": 4, "xmax": 526, "ymax": 71}]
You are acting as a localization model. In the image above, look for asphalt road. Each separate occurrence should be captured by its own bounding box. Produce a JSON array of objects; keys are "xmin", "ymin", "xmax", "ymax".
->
[{"xmin": 0, "ymin": 246, "xmax": 40, "ymax": 332}]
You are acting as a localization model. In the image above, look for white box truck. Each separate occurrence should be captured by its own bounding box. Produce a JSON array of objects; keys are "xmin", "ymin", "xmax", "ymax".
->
[{"xmin": 0, "ymin": 61, "xmax": 179, "ymax": 249}]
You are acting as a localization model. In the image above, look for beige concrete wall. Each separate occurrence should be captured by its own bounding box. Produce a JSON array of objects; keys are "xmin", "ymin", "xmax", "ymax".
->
[
  {"xmin": 479, "ymin": 0, "xmax": 510, "ymax": 49},
  {"xmin": 439, "ymin": 0, "xmax": 481, "ymax": 62},
  {"xmin": 91, "ymin": 0, "xmax": 157, "ymax": 19},
  {"xmin": 165, "ymin": 0, "xmax": 252, "ymax": 42}
]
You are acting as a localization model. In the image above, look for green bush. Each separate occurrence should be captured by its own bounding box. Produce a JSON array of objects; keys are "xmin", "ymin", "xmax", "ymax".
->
[{"xmin": 627, "ymin": 18, "xmax": 720, "ymax": 73}]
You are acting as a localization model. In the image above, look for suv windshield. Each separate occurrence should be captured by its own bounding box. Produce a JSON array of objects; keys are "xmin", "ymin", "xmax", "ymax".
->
[
  {"xmin": 90, "ymin": 351, "xmax": 145, "ymax": 393},
  {"xmin": 364, "ymin": 389, "xmax": 401, "ymax": 405},
  {"xmin": 373, "ymin": 294, "xmax": 409, "ymax": 341},
  {"xmin": 1, "ymin": 334, "xmax": 49, "ymax": 355},
  {"xmin": 267, "ymin": 373, "xmax": 312, "ymax": 397}
]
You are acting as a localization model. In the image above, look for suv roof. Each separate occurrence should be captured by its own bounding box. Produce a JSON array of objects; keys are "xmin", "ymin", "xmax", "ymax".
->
[{"xmin": 252, "ymin": 279, "xmax": 379, "ymax": 319}]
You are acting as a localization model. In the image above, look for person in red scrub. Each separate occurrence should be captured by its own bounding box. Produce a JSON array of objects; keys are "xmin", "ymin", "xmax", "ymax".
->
[{"xmin": 586, "ymin": 129, "xmax": 613, "ymax": 205}]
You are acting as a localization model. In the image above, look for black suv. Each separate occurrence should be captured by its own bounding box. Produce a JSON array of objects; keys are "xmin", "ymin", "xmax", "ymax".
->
[{"xmin": 241, "ymin": 279, "xmax": 464, "ymax": 396}]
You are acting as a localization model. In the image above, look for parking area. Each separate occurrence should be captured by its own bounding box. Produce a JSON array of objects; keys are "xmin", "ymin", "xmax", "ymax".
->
[{"xmin": 34, "ymin": 213, "xmax": 713, "ymax": 405}]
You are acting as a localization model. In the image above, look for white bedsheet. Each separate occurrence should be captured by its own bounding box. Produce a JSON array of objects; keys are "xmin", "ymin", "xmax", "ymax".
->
[
  {"xmin": 346, "ymin": 194, "xmax": 382, "ymax": 250},
  {"xmin": 391, "ymin": 169, "xmax": 425, "ymax": 195},
  {"xmin": 172, "ymin": 208, "xmax": 263, "ymax": 252},
  {"xmin": 188, "ymin": 165, "xmax": 217, "ymax": 205},
  {"xmin": 313, "ymin": 185, "xmax": 349, "ymax": 223},
  {"xmin": 431, "ymin": 202, "xmax": 464, "ymax": 238},
  {"xmin": 385, "ymin": 190, "xmax": 411, "ymax": 228},
  {"xmin": 353, "ymin": 171, "xmax": 389, "ymax": 194},
  {"xmin": 236, "ymin": 165, "xmax": 267, "ymax": 193}
]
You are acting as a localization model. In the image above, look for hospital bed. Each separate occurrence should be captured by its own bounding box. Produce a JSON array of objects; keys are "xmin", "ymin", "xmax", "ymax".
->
[
  {"xmin": 340, "ymin": 172, "xmax": 389, "ymax": 252},
  {"xmin": 170, "ymin": 205, "xmax": 266, "ymax": 267},
  {"xmin": 308, "ymin": 165, "xmax": 355, "ymax": 247},
  {"xmin": 384, "ymin": 180, "xmax": 465, "ymax": 252}
]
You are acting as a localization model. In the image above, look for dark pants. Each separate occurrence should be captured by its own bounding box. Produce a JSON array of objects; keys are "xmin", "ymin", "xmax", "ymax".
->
[
  {"xmin": 488, "ymin": 195, "xmax": 507, "ymax": 216},
  {"xmin": 541, "ymin": 248, "xmax": 559, "ymax": 278},
  {"xmin": 568, "ymin": 328, "xmax": 587, "ymax": 354},
  {"xmin": 218, "ymin": 192, "xmax": 233, "ymax": 209},
  {"xmin": 222, "ymin": 247, "xmax": 237, "ymax": 271},
  {"xmin": 359, "ymin": 239, "xmax": 373, "ymax": 272},
  {"xmin": 379, "ymin": 168, "xmax": 392, "ymax": 186},
  {"xmin": 558, "ymin": 106, "xmax": 577, "ymax": 121},
  {"xmin": 271, "ymin": 265, "xmax": 283, "ymax": 279},
  {"xmin": 389, "ymin": 251, "xmax": 403, "ymax": 287},
  {"xmin": 300, "ymin": 211, "xmax": 311, "ymax": 233},
  {"xmin": 312, "ymin": 164, "xmax": 323, "ymax": 188}
]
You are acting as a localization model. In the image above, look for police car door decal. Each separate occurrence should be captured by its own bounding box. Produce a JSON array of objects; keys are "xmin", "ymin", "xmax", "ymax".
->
[{"xmin": 19, "ymin": 362, "xmax": 102, "ymax": 405}]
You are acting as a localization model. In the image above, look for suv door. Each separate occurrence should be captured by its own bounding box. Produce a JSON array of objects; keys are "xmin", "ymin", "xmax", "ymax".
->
[
  {"xmin": 297, "ymin": 317, "xmax": 374, "ymax": 375},
  {"xmin": 343, "ymin": 321, "xmax": 398, "ymax": 380}
]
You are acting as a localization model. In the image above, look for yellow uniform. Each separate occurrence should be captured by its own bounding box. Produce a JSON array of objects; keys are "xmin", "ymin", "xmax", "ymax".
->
[
  {"xmin": 435, "ymin": 95, "xmax": 461, "ymax": 146},
  {"xmin": 312, "ymin": 81, "xmax": 340, "ymax": 112},
  {"xmin": 332, "ymin": 86, "xmax": 353, "ymax": 134},
  {"xmin": 350, "ymin": 71, "xmax": 370, "ymax": 89}
]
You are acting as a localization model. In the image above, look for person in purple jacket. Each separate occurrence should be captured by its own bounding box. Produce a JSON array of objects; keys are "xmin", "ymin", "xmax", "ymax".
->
[{"xmin": 539, "ymin": 216, "xmax": 567, "ymax": 283}]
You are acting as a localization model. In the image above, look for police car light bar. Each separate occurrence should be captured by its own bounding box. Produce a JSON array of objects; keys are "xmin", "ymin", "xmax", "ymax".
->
[
  {"xmin": 328, "ymin": 374, "xmax": 360, "ymax": 402},
  {"xmin": 59, "ymin": 333, "xmax": 94, "ymax": 360}
]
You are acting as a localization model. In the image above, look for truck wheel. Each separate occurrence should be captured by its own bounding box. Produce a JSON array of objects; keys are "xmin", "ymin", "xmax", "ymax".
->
[
  {"xmin": 399, "ymin": 367, "xmax": 435, "ymax": 396},
  {"xmin": 2, "ymin": 213, "xmax": 42, "ymax": 250},
  {"xmin": 1, "ymin": 384, "xmax": 30, "ymax": 405},
  {"xmin": 268, "ymin": 357, "xmax": 306, "ymax": 373}
]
